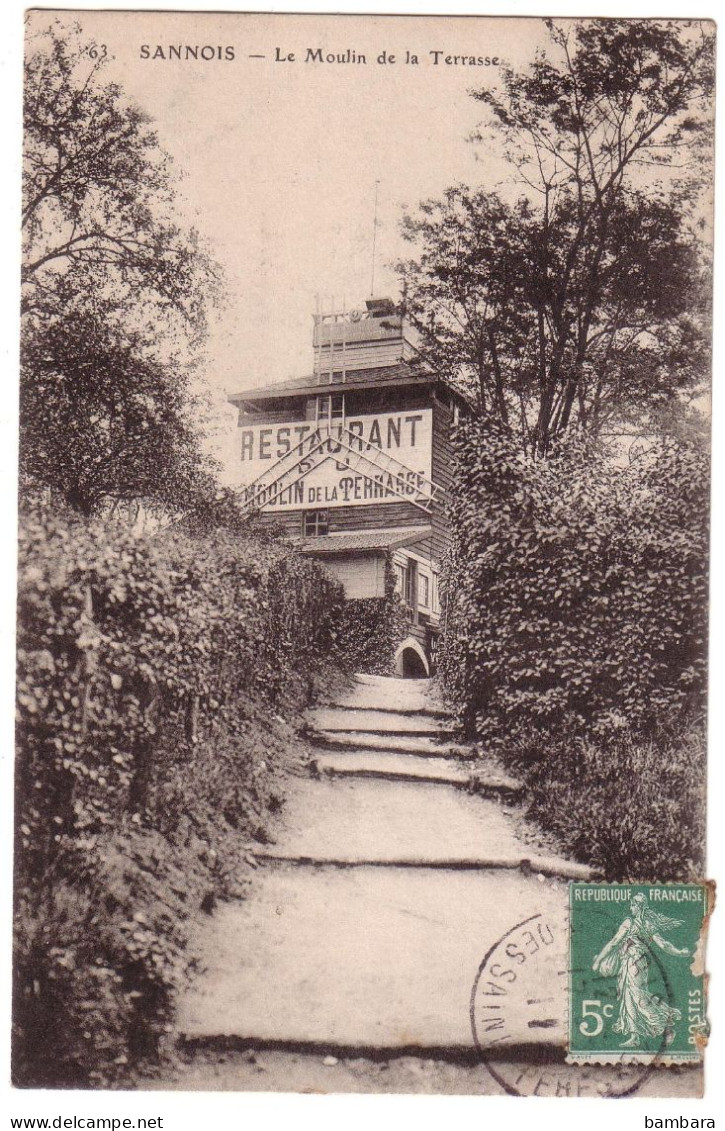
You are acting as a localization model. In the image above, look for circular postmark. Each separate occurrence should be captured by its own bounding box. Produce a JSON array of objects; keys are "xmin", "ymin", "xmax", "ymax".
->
[{"xmin": 470, "ymin": 908, "xmax": 680, "ymax": 1098}]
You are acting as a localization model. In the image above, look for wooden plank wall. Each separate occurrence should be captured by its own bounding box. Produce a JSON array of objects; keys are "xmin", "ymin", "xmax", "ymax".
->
[
  {"xmin": 258, "ymin": 500, "xmax": 429, "ymax": 541},
  {"xmin": 315, "ymin": 554, "xmax": 387, "ymax": 599},
  {"xmin": 315, "ymin": 340, "xmax": 407, "ymax": 372},
  {"xmin": 430, "ymin": 394, "xmax": 454, "ymax": 562}
]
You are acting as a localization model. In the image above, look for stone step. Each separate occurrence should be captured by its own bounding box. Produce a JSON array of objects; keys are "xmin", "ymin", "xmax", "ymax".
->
[
  {"xmin": 313, "ymin": 750, "xmax": 471, "ymax": 785},
  {"xmin": 177, "ymin": 865, "xmax": 572, "ymax": 1050},
  {"xmin": 312, "ymin": 751, "xmax": 522, "ymax": 795},
  {"xmin": 261, "ymin": 777, "xmax": 539, "ymax": 865},
  {"xmin": 255, "ymin": 852, "xmax": 593, "ymax": 879},
  {"xmin": 312, "ymin": 730, "xmax": 471, "ymax": 758},
  {"xmin": 354, "ymin": 673, "xmax": 434, "ymax": 689},
  {"xmin": 333, "ymin": 674, "xmax": 446, "ymax": 716},
  {"xmin": 330, "ymin": 697, "xmax": 452, "ymax": 720},
  {"xmin": 307, "ymin": 707, "xmax": 454, "ymax": 736}
]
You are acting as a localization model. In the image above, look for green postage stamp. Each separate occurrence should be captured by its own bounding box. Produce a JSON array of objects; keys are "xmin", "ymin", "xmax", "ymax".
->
[{"xmin": 569, "ymin": 884, "xmax": 710, "ymax": 1064}]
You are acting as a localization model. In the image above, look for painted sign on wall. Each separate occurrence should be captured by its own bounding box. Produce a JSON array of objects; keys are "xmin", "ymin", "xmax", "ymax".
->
[{"xmin": 235, "ymin": 410, "xmax": 433, "ymax": 512}]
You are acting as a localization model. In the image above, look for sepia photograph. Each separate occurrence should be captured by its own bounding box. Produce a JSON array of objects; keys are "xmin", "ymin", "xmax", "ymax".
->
[{"xmin": 10, "ymin": 7, "xmax": 716, "ymax": 1106}]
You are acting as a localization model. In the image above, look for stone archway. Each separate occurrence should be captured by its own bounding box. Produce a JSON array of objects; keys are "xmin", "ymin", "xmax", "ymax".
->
[{"xmin": 394, "ymin": 637, "xmax": 430, "ymax": 679}]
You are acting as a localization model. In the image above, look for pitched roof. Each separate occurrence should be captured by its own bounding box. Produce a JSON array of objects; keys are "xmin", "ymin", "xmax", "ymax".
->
[
  {"xmin": 296, "ymin": 526, "xmax": 432, "ymax": 555},
  {"xmin": 229, "ymin": 362, "xmax": 435, "ymax": 405}
]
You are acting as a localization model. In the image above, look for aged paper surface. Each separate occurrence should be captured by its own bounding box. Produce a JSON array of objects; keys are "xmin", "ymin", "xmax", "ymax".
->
[{"xmin": 11, "ymin": 5, "xmax": 719, "ymax": 1117}]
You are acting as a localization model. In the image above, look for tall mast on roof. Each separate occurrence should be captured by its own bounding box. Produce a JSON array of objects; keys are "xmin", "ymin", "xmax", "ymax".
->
[{"xmin": 370, "ymin": 180, "xmax": 380, "ymax": 297}]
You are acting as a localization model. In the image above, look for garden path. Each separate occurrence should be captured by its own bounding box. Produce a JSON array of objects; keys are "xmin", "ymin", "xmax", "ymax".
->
[{"xmin": 176, "ymin": 674, "xmax": 593, "ymax": 1059}]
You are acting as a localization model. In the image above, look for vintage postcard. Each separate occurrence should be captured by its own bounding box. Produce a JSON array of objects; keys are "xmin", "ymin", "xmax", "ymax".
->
[{"xmin": 13, "ymin": 8, "xmax": 715, "ymax": 1103}]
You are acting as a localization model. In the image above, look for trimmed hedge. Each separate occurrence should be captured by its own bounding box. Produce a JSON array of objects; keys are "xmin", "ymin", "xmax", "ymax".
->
[
  {"xmin": 440, "ymin": 420, "xmax": 708, "ymax": 880},
  {"xmin": 439, "ymin": 421, "xmax": 708, "ymax": 743},
  {"xmin": 14, "ymin": 504, "xmax": 346, "ymax": 1086},
  {"xmin": 522, "ymin": 724, "xmax": 706, "ymax": 882},
  {"xmin": 336, "ymin": 555, "xmax": 408, "ymax": 676}
]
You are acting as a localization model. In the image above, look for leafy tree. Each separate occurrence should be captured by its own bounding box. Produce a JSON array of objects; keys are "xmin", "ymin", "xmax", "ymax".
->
[
  {"xmin": 22, "ymin": 23, "xmax": 215, "ymax": 336},
  {"xmin": 398, "ymin": 20, "xmax": 714, "ymax": 456},
  {"xmin": 20, "ymin": 298, "xmax": 215, "ymax": 517},
  {"xmin": 21, "ymin": 23, "xmax": 221, "ymax": 514}
]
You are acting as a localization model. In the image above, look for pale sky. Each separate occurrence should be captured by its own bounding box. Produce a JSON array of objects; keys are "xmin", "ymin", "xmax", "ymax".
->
[
  {"xmin": 26, "ymin": 12, "xmax": 549, "ymax": 392},
  {"xmin": 24, "ymin": 11, "xmax": 713, "ymax": 476}
]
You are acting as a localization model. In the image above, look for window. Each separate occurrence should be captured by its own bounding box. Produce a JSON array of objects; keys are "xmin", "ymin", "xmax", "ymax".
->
[
  {"xmin": 394, "ymin": 562, "xmax": 406, "ymax": 596},
  {"xmin": 418, "ymin": 573, "xmax": 430, "ymax": 608},
  {"xmin": 303, "ymin": 509, "xmax": 329, "ymax": 537},
  {"xmin": 405, "ymin": 559, "xmax": 418, "ymax": 607},
  {"xmin": 316, "ymin": 393, "xmax": 345, "ymax": 423}
]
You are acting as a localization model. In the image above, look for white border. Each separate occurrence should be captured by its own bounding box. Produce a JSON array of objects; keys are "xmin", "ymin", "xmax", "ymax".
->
[{"xmin": 2, "ymin": 5, "xmax": 722, "ymax": 1131}]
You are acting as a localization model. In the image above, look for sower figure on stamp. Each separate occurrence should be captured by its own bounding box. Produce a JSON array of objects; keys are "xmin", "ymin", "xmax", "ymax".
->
[{"xmin": 593, "ymin": 894, "xmax": 690, "ymax": 1048}]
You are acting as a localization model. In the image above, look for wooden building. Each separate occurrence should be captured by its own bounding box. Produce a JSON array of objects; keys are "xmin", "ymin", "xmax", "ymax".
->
[{"xmin": 228, "ymin": 297, "xmax": 471, "ymax": 676}]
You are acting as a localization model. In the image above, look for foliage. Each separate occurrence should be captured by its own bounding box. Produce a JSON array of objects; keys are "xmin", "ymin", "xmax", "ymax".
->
[
  {"xmin": 22, "ymin": 22, "xmax": 216, "ymax": 335},
  {"xmin": 14, "ymin": 826, "xmax": 197, "ymax": 1088},
  {"xmin": 335, "ymin": 556, "xmax": 408, "ymax": 675},
  {"xmin": 14, "ymin": 504, "xmax": 346, "ymax": 1086},
  {"xmin": 21, "ymin": 23, "xmax": 221, "ymax": 516},
  {"xmin": 440, "ymin": 418, "xmax": 708, "ymax": 878},
  {"xmin": 20, "ymin": 302, "xmax": 217, "ymax": 517},
  {"xmin": 518, "ymin": 724, "xmax": 706, "ymax": 883},
  {"xmin": 397, "ymin": 20, "xmax": 714, "ymax": 455},
  {"xmin": 439, "ymin": 418, "xmax": 709, "ymax": 743}
]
